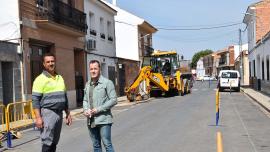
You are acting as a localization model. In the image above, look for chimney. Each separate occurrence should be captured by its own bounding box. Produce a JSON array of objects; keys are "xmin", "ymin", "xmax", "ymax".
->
[{"xmin": 112, "ymin": 0, "xmax": 117, "ymax": 5}]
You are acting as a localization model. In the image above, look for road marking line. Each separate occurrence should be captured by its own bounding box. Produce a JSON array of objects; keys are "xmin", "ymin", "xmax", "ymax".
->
[
  {"xmin": 232, "ymin": 98, "xmax": 258, "ymax": 152},
  {"xmin": 217, "ymin": 132, "xmax": 223, "ymax": 152}
]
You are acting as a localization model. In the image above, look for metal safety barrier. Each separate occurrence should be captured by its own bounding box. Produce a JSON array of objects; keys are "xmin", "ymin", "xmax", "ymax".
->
[
  {"xmin": 5, "ymin": 100, "xmax": 35, "ymax": 132},
  {"xmin": 4, "ymin": 100, "xmax": 35, "ymax": 148},
  {"xmin": 0, "ymin": 103, "xmax": 6, "ymax": 132}
]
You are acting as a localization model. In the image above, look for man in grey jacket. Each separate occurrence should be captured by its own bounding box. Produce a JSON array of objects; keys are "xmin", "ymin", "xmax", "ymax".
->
[{"xmin": 83, "ymin": 60, "xmax": 117, "ymax": 152}]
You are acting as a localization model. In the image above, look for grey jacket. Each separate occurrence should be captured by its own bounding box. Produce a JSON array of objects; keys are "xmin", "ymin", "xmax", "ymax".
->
[{"xmin": 83, "ymin": 75, "xmax": 117, "ymax": 125}]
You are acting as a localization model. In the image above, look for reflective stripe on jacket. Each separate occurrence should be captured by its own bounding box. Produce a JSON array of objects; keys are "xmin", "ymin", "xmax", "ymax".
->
[{"xmin": 32, "ymin": 71, "xmax": 68, "ymax": 110}]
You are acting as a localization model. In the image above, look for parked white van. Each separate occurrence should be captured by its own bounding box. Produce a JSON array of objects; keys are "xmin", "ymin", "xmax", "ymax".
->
[{"xmin": 218, "ymin": 70, "xmax": 240, "ymax": 92}]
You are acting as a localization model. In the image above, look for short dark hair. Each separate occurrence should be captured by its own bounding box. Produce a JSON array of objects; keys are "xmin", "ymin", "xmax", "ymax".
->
[
  {"xmin": 42, "ymin": 52, "xmax": 55, "ymax": 63},
  {"xmin": 89, "ymin": 60, "xmax": 100, "ymax": 68}
]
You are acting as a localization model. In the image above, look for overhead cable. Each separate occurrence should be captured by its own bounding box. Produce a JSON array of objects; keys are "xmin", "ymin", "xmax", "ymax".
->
[
  {"xmin": 155, "ymin": 30, "xmax": 237, "ymax": 43},
  {"xmin": 116, "ymin": 20, "xmax": 242, "ymax": 31},
  {"xmin": 156, "ymin": 23, "xmax": 242, "ymax": 31},
  {"xmin": 154, "ymin": 21, "xmax": 242, "ymax": 28}
]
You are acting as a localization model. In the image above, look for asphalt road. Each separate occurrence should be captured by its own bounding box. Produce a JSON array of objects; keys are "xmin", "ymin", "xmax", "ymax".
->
[{"xmin": 4, "ymin": 80, "xmax": 270, "ymax": 152}]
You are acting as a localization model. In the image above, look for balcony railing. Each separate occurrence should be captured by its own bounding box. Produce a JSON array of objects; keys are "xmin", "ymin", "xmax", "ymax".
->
[
  {"xmin": 100, "ymin": 33, "xmax": 105, "ymax": 39},
  {"xmin": 108, "ymin": 35, "xmax": 113, "ymax": 41},
  {"xmin": 219, "ymin": 60, "xmax": 226, "ymax": 65},
  {"xmin": 143, "ymin": 45, "xmax": 154, "ymax": 57},
  {"xmin": 90, "ymin": 29, "xmax": 97, "ymax": 36},
  {"xmin": 37, "ymin": 0, "xmax": 87, "ymax": 33}
]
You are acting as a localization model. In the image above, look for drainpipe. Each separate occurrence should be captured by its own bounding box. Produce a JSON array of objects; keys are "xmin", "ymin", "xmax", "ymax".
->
[
  {"xmin": 18, "ymin": 0, "xmax": 26, "ymax": 101},
  {"xmin": 20, "ymin": 39, "xmax": 26, "ymax": 101}
]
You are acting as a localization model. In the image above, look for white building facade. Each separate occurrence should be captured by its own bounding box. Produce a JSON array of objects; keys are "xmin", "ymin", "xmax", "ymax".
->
[
  {"xmin": 84, "ymin": 0, "xmax": 117, "ymax": 85},
  {"xmin": 247, "ymin": 33, "xmax": 270, "ymax": 82},
  {"xmin": 196, "ymin": 58, "xmax": 205, "ymax": 79},
  {"xmin": 0, "ymin": 0, "xmax": 20, "ymax": 43},
  {"xmin": 0, "ymin": 0, "xmax": 23, "ymax": 104},
  {"xmin": 243, "ymin": 1, "xmax": 270, "ymax": 93},
  {"xmin": 233, "ymin": 44, "xmax": 248, "ymax": 60},
  {"xmin": 102, "ymin": 0, "xmax": 157, "ymax": 96}
]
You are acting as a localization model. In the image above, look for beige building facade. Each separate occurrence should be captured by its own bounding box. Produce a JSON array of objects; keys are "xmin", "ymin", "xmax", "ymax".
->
[{"xmin": 20, "ymin": 0, "xmax": 87, "ymax": 108}]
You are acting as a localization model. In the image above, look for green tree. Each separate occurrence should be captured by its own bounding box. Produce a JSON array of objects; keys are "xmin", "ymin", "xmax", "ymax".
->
[{"xmin": 191, "ymin": 49, "xmax": 213, "ymax": 68}]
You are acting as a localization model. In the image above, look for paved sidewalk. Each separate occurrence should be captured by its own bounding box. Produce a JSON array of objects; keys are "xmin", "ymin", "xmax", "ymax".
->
[
  {"xmin": 66, "ymin": 96, "xmax": 129, "ymax": 117},
  {"xmin": 0, "ymin": 96, "xmax": 131, "ymax": 151},
  {"xmin": 241, "ymin": 87, "xmax": 270, "ymax": 112}
]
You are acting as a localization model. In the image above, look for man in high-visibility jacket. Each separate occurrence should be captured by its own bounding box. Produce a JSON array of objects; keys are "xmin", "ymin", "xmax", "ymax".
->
[{"xmin": 32, "ymin": 53, "xmax": 72, "ymax": 152}]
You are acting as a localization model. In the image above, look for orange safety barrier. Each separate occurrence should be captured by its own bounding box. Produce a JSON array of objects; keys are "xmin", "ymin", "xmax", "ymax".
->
[{"xmin": 5, "ymin": 100, "xmax": 35, "ymax": 132}]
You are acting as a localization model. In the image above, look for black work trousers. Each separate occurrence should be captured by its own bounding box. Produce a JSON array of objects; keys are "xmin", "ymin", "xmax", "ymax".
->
[{"xmin": 42, "ymin": 143, "xmax": 56, "ymax": 152}]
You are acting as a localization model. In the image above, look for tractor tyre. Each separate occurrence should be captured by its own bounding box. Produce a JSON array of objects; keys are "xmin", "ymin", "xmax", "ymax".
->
[{"xmin": 150, "ymin": 90, "xmax": 162, "ymax": 97}]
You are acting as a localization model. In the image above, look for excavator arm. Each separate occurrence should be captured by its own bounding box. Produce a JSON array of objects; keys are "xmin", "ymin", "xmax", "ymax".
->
[
  {"xmin": 125, "ymin": 66, "xmax": 169, "ymax": 101},
  {"xmin": 148, "ymin": 73, "xmax": 169, "ymax": 91}
]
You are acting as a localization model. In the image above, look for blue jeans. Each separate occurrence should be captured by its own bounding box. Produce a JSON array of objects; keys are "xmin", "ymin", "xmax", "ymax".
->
[{"xmin": 88, "ymin": 124, "xmax": 115, "ymax": 152}]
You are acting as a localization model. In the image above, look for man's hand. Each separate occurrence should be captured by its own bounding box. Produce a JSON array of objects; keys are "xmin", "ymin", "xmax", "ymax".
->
[
  {"xmin": 35, "ymin": 117, "xmax": 43, "ymax": 129},
  {"xmin": 90, "ymin": 108, "xmax": 98, "ymax": 115},
  {"xmin": 34, "ymin": 109, "xmax": 43, "ymax": 128},
  {"xmin": 65, "ymin": 114, "xmax": 72, "ymax": 126},
  {"xmin": 83, "ymin": 109, "xmax": 91, "ymax": 117}
]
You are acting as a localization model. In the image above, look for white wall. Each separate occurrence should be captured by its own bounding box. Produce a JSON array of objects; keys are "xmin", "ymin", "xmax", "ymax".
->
[
  {"xmin": 249, "ymin": 38, "xmax": 270, "ymax": 80},
  {"xmin": 85, "ymin": 0, "xmax": 116, "ymax": 57},
  {"xmin": 196, "ymin": 59, "xmax": 205, "ymax": 77},
  {"xmin": 0, "ymin": 0, "xmax": 20, "ymax": 43},
  {"xmin": 245, "ymin": 8, "xmax": 270, "ymax": 82},
  {"xmin": 86, "ymin": 54, "xmax": 116, "ymax": 80},
  {"xmin": 247, "ymin": 20, "xmax": 256, "ymax": 51},
  {"xmin": 102, "ymin": 0, "xmax": 144, "ymax": 61},
  {"xmin": 234, "ymin": 44, "xmax": 248, "ymax": 60},
  {"xmin": 245, "ymin": 13, "xmax": 256, "ymax": 53},
  {"xmin": 84, "ymin": 0, "xmax": 117, "ymax": 81}
]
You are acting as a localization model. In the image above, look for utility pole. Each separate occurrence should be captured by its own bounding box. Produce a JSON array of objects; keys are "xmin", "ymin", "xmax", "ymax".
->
[{"xmin": 239, "ymin": 29, "xmax": 243, "ymax": 85}]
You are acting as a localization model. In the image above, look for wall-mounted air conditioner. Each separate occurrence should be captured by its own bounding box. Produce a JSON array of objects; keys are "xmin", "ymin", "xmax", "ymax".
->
[{"xmin": 86, "ymin": 39, "xmax": 96, "ymax": 50}]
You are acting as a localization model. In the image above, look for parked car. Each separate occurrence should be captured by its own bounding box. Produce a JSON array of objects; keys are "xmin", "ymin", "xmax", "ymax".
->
[
  {"xmin": 202, "ymin": 75, "xmax": 216, "ymax": 81},
  {"xmin": 196, "ymin": 76, "xmax": 204, "ymax": 81},
  {"xmin": 218, "ymin": 70, "xmax": 240, "ymax": 92}
]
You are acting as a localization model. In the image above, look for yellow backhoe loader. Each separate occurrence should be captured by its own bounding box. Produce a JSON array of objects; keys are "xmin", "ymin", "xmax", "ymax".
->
[{"xmin": 125, "ymin": 50, "xmax": 193, "ymax": 101}]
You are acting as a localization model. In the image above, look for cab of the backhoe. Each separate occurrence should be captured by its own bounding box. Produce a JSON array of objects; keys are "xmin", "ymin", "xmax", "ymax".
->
[{"xmin": 142, "ymin": 54, "xmax": 179, "ymax": 76}]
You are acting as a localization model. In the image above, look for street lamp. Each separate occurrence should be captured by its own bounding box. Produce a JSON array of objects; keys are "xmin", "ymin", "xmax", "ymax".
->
[{"xmin": 238, "ymin": 29, "xmax": 244, "ymax": 85}]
